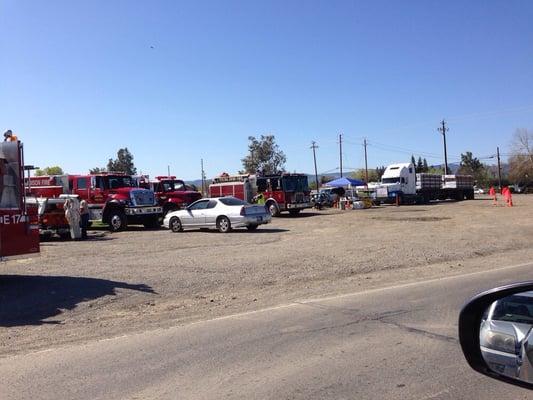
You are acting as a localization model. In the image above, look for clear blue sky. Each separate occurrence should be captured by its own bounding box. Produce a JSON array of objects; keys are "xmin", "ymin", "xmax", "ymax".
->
[{"xmin": 2, "ymin": 0, "xmax": 533, "ymax": 179}]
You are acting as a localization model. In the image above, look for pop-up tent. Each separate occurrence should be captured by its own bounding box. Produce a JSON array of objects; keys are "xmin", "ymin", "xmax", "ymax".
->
[{"xmin": 324, "ymin": 177, "xmax": 365, "ymax": 187}]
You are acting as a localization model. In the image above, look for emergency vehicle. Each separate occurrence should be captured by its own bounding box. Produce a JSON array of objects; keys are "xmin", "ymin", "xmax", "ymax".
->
[
  {"xmin": 0, "ymin": 134, "xmax": 40, "ymax": 261},
  {"xmin": 209, "ymin": 173, "xmax": 311, "ymax": 216},
  {"xmin": 144, "ymin": 176, "xmax": 202, "ymax": 215},
  {"xmin": 27, "ymin": 172, "xmax": 162, "ymax": 231}
]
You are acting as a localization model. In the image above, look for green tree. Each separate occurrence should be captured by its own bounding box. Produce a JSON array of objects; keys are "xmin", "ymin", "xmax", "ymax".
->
[
  {"xmin": 422, "ymin": 158, "xmax": 429, "ymax": 172},
  {"xmin": 375, "ymin": 166, "xmax": 386, "ymax": 180},
  {"xmin": 410, "ymin": 155, "xmax": 416, "ymax": 167},
  {"xmin": 241, "ymin": 135, "xmax": 286, "ymax": 175},
  {"xmin": 35, "ymin": 166, "xmax": 64, "ymax": 176},
  {"xmin": 89, "ymin": 167, "xmax": 106, "ymax": 174},
  {"xmin": 351, "ymin": 168, "xmax": 379, "ymax": 182},
  {"xmin": 427, "ymin": 165, "xmax": 445, "ymax": 175},
  {"xmin": 107, "ymin": 148, "xmax": 137, "ymax": 175},
  {"xmin": 416, "ymin": 157, "xmax": 424, "ymax": 173},
  {"xmin": 458, "ymin": 151, "xmax": 492, "ymax": 186}
]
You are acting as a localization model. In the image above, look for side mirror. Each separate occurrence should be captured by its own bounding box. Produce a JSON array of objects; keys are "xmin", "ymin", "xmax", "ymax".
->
[{"xmin": 459, "ymin": 281, "xmax": 533, "ymax": 390}]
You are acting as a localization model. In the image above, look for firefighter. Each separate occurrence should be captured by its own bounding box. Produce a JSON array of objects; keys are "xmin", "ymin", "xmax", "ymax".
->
[
  {"xmin": 64, "ymin": 197, "xmax": 82, "ymax": 240},
  {"xmin": 79, "ymin": 199, "xmax": 90, "ymax": 239},
  {"xmin": 488, "ymin": 186, "xmax": 497, "ymax": 205},
  {"xmin": 256, "ymin": 192, "xmax": 265, "ymax": 205}
]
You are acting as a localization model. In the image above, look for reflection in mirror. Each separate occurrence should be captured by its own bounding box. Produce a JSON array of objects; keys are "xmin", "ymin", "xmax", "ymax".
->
[{"xmin": 480, "ymin": 291, "xmax": 533, "ymax": 383}]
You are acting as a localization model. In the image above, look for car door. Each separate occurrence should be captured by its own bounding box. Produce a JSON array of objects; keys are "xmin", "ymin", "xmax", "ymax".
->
[
  {"xmin": 181, "ymin": 200, "xmax": 209, "ymax": 227},
  {"xmin": 203, "ymin": 200, "xmax": 219, "ymax": 227}
]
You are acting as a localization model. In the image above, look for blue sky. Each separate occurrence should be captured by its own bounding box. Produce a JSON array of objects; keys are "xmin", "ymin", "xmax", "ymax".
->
[{"xmin": 2, "ymin": 1, "xmax": 533, "ymax": 179}]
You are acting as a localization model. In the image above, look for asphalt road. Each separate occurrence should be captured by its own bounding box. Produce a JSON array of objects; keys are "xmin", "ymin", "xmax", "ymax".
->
[{"xmin": 2, "ymin": 262, "xmax": 533, "ymax": 400}]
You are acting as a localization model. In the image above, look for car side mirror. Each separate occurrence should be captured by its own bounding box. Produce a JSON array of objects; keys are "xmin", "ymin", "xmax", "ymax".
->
[{"xmin": 459, "ymin": 281, "xmax": 533, "ymax": 390}]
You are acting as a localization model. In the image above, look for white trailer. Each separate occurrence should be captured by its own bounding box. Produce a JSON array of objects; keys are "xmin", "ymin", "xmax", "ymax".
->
[{"xmin": 374, "ymin": 163, "xmax": 474, "ymax": 204}]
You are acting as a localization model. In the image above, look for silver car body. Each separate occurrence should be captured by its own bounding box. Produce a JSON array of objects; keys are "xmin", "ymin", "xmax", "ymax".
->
[
  {"xmin": 162, "ymin": 197, "xmax": 271, "ymax": 231},
  {"xmin": 480, "ymin": 291, "xmax": 533, "ymax": 378}
]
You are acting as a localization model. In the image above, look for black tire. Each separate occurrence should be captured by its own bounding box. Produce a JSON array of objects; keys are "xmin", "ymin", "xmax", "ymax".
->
[
  {"xmin": 217, "ymin": 216, "xmax": 232, "ymax": 233},
  {"xmin": 288, "ymin": 209, "xmax": 300, "ymax": 216},
  {"xmin": 108, "ymin": 211, "xmax": 127, "ymax": 232},
  {"xmin": 267, "ymin": 202, "xmax": 280, "ymax": 217},
  {"xmin": 246, "ymin": 224, "xmax": 259, "ymax": 231},
  {"xmin": 169, "ymin": 217, "xmax": 183, "ymax": 233}
]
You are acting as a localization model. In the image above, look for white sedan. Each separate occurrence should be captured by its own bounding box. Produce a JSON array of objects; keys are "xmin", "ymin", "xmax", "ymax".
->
[{"xmin": 163, "ymin": 196, "xmax": 272, "ymax": 233}]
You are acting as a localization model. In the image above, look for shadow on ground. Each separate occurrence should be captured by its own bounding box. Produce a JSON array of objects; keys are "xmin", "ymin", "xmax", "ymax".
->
[{"xmin": 0, "ymin": 275, "xmax": 155, "ymax": 327}]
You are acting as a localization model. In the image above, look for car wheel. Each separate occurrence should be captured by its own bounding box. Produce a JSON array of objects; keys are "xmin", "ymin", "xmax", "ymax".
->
[
  {"xmin": 246, "ymin": 224, "xmax": 259, "ymax": 231},
  {"xmin": 268, "ymin": 203, "xmax": 280, "ymax": 217},
  {"xmin": 109, "ymin": 211, "xmax": 127, "ymax": 232},
  {"xmin": 217, "ymin": 216, "xmax": 232, "ymax": 233},
  {"xmin": 169, "ymin": 217, "xmax": 183, "ymax": 233}
]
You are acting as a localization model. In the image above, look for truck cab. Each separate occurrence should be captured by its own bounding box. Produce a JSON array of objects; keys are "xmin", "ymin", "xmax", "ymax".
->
[
  {"xmin": 376, "ymin": 163, "xmax": 416, "ymax": 201},
  {"xmin": 1, "ymin": 137, "xmax": 40, "ymax": 260},
  {"xmin": 149, "ymin": 176, "xmax": 202, "ymax": 215}
]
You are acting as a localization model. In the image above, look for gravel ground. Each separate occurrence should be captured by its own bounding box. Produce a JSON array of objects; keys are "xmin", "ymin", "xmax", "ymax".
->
[{"xmin": 2, "ymin": 195, "xmax": 533, "ymax": 357}]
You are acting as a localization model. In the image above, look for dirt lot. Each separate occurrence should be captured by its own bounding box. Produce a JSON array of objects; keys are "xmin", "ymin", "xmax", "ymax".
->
[{"xmin": 2, "ymin": 195, "xmax": 533, "ymax": 357}]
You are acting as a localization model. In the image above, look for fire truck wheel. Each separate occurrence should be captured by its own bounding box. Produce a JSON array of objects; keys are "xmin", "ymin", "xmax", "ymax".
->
[
  {"xmin": 109, "ymin": 211, "xmax": 127, "ymax": 232},
  {"xmin": 267, "ymin": 202, "xmax": 280, "ymax": 217},
  {"xmin": 217, "ymin": 216, "xmax": 232, "ymax": 233},
  {"xmin": 169, "ymin": 217, "xmax": 183, "ymax": 233}
]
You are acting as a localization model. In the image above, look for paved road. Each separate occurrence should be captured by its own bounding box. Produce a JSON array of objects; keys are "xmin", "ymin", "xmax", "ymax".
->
[{"xmin": 2, "ymin": 263, "xmax": 533, "ymax": 400}]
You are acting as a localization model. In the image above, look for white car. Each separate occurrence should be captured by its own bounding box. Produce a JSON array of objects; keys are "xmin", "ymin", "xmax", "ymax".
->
[{"xmin": 163, "ymin": 196, "xmax": 271, "ymax": 233}]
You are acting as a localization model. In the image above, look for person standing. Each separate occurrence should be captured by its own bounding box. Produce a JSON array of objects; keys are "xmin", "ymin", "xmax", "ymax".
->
[
  {"xmin": 64, "ymin": 197, "xmax": 82, "ymax": 240},
  {"xmin": 488, "ymin": 186, "xmax": 497, "ymax": 205},
  {"xmin": 80, "ymin": 199, "xmax": 90, "ymax": 239}
]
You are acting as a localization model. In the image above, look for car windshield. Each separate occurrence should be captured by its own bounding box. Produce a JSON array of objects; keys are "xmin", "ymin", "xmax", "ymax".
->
[
  {"xmin": 382, "ymin": 177, "xmax": 400, "ymax": 184},
  {"xmin": 282, "ymin": 176, "xmax": 308, "ymax": 192},
  {"xmin": 104, "ymin": 176, "xmax": 134, "ymax": 189},
  {"xmin": 219, "ymin": 197, "xmax": 249, "ymax": 206},
  {"xmin": 162, "ymin": 180, "xmax": 186, "ymax": 192}
]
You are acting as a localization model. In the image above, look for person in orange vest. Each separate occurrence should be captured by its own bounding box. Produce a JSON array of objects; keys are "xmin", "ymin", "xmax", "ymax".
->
[
  {"xmin": 488, "ymin": 186, "xmax": 497, "ymax": 205},
  {"xmin": 503, "ymin": 186, "xmax": 513, "ymax": 207}
]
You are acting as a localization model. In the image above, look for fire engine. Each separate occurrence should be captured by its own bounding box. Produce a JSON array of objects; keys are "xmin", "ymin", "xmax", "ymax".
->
[
  {"xmin": 0, "ymin": 134, "xmax": 40, "ymax": 261},
  {"xmin": 143, "ymin": 176, "xmax": 202, "ymax": 215},
  {"xmin": 27, "ymin": 172, "xmax": 162, "ymax": 231},
  {"xmin": 209, "ymin": 173, "xmax": 311, "ymax": 216}
]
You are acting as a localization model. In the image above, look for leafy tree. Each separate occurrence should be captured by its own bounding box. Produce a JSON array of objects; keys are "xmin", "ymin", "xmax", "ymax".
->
[
  {"xmin": 427, "ymin": 166, "xmax": 445, "ymax": 175},
  {"xmin": 320, "ymin": 175, "xmax": 334, "ymax": 185},
  {"xmin": 35, "ymin": 166, "xmax": 64, "ymax": 176},
  {"xmin": 375, "ymin": 166, "xmax": 386, "ymax": 180},
  {"xmin": 89, "ymin": 167, "xmax": 106, "ymax": 174},
  {"xmin": 458, "ymin": 151, "xmax": 492, "ymax": 186},
  {"xmin": 241, "ymin": 135, "xmax": 286, "ymax": 175},
  {"xmin": 508, "ymin": 128, "xmax": 533, "ymax": 186},
  {"xmin": 416, "ymin": 157, "xmax": 424, "ymax": 173},
  {"xmin": 351, "ymin": 168, "xmax": 380, "ymax": 182},
  {"xmin": 107, "ymin": 148, "xmax": 137, "ymax": 175}
]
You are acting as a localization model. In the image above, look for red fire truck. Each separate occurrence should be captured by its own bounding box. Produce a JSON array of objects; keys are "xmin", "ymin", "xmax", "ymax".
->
[
  {"xmin": 209, "ymin": 173, "xmax": 311, "ymax": 216},
  {"xmin": 27, "ymin": 173, "xmax": 162, "ymax": 231},
  {"xmin": 143, "ymin": 176, "xmax": 202, "ymax": 215},
  {"xmin": 1, "ymin": 136, "xmax": 40, "ymax": 261}
]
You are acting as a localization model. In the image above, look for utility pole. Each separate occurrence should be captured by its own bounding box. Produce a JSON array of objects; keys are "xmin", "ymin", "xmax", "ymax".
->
[
  {"xmin": 363, "ymin": 138, "xmax": 369, "ymax": 183},
  {"xmin": 311, "ymin": 141, "xmax": 319, "ymax": 191},
  {"xmin": 201, "ymin": 158, "xmax": 206, "ymax": 196},
  {"xmin": 437, "ymin": 120, "xmax": 449, "ymax": 175},
  {"xmin": 496, "ymin": 146, "xmax": 502, "ymax": 190},
  {"xmin": 167, "ymin": 165, "xmax": 170, "ymax": 177},
  {"xmin": 339, "ymin": 133, "xmax": 343, "ymax": 177}
]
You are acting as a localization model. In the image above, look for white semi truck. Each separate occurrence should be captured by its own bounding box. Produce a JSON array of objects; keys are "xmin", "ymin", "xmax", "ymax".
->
[{"xmin": 374, "ymin": 163, "xmax": 474, "ymax": 205}]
